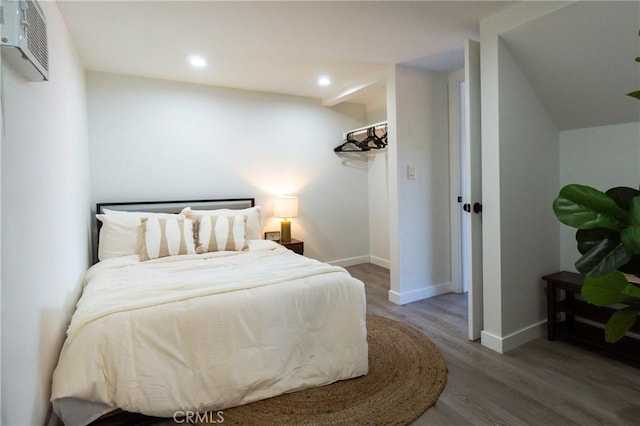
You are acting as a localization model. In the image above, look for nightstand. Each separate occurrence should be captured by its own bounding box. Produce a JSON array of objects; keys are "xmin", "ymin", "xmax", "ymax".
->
[{"xmin": 279, "ymin": 239, "xmax": 304, "ymax": 255}]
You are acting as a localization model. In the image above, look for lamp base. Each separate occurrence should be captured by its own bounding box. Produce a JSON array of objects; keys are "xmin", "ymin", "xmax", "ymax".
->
[{"xmin": 280, "ymin": 219, "xmax": 292, "ymax": 243}]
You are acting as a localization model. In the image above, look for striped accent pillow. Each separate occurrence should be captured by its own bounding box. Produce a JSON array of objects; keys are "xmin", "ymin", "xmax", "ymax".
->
[
  {"xmin": 182, "ymin": 206, "xmax": 262, "ymax": 240},
  {"xmin": 140, "ymin": 217, "xmax": 196, "ymax": 261},
  {"xmin": 195, "ymin": 215, "xmax": 247, "ymax": 253}
]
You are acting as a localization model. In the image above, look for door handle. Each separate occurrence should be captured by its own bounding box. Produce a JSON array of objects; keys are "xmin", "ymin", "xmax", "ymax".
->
[
  {"xmin": 473, "ymin": 202, "xmax": 482, "ymax": 214},
  {"xmin": 463, "ymin": 203, "xmax": 471, "ymax": 213}
]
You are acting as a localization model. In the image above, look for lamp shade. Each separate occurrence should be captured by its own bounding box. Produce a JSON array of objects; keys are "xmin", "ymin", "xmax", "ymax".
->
[{"xmin": 274, "ymin": 195, "xmax": 298, "ymax": 218}]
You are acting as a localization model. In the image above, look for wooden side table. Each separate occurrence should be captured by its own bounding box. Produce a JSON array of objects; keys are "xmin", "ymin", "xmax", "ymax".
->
[
  {"xmin": 542, "ymin": 271, "xmax": 640, "ymax": 366},
  {"xmin": 279, "ymin": 239, "xmax": 304, "ymax": 255},
  {"xmin": 542, "ymin": 271, "xmax": 583, "ymax": 341}
]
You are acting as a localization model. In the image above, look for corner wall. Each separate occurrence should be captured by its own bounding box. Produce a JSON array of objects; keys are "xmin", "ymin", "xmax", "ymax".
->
[
  {"xmin": 1, "ymin": 2, "xmax": 91, "ymax": 424},
  {"xmin": 480, "ymin": 2, "xmax": 566, "ymax": 352},
  {"xmin": 387, "ymin": 65, "xmax": 451, "ymax": 304},
  {"xmin": 495, "ymin": 39, "xmax": 559, "ymax": 345},
  {"xmin": 366, "ymin": 104, "xmax": 390, "ymax": 268}
]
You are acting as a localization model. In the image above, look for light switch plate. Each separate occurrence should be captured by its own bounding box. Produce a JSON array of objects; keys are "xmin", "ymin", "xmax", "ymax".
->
[{"xmin": 407, "ymin": 165, "xmax": 416, "ymax": 180}]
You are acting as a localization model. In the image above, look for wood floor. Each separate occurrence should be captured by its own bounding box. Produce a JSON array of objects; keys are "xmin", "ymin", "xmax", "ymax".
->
[{"xmin": 345, "ymin": 263, "xmax": 640, "ymax": 426}]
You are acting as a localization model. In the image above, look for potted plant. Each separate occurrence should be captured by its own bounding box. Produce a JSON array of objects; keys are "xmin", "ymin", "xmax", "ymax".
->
[{"xmin": 552, "ymin": 30, "xmax": 640, "ymax": 343}]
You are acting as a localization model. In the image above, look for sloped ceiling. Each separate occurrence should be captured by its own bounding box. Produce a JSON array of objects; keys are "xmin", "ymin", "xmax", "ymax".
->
[{"xmin": 502, "ymin": 1, "xmax": 640, "ymax": 131}]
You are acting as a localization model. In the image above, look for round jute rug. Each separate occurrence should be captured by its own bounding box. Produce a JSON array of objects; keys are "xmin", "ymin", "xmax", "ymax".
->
[{"xmin": 204, "ymin": 314, "xmax": 448, "ymax": 426}]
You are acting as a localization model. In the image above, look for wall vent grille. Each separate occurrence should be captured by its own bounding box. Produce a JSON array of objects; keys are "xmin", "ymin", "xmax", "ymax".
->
[{"xmin": 24, "ymin": 0, "xmax": 47, "ymax": 72}]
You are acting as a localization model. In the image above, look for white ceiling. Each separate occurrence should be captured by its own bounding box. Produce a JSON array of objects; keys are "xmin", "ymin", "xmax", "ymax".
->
[
  {"xmin": 56, "ymin": 0, "xmax": 514, "ymax": 106},
  {"xmin": 502, "ymin": 1, "xmax": 640, "ymax": 131}
]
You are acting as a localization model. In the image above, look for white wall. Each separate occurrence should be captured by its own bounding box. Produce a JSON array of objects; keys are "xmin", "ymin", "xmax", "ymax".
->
[
  {"xmin": 0, "ymin": 39, "xmax": 3, "ymax": 426},
  {"xmin": 367, "ymin": 153, "xmax": 389, "ymax": 268},
  {"xmin": 387, "ymin": 65, "xmax": 451, "ymax": 304},
  {"xmin": 1, "ymin": 2, "xmax": 91, "ymax": 424},
  {"xmin": 480, "ymin": 2, "xmax": 565, "ymax": 352},
  {"xmin": 366, "ymin": 104, "xmax": 389, "ymax": 268},
  {"xmin": 86, "ymin": 72, "xmax": 369, "ymax": 264},
  {"xmin": 559, "ymin": 122, "xmax": 640, "ymax": 270},
  {"xmin": 497, "ymin": 39, "xmax": 560, "ymax": 339}
]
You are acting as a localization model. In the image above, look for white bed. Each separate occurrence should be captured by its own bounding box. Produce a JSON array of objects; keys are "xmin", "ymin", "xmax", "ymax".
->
[{"xmin": 50, "ymin": 199, "xmax": 368, "ymax": 426}]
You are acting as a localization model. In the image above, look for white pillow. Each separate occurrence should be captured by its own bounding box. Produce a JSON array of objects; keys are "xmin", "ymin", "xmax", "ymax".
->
[
  {"xmin": 182, "ymin": 206, "xmax": 261, "ymax": 240},
  {"xmin": 140, "ymin": 217, "xmax": 196, "ymax": 261},
  {"xmin": 102, "ymin": 208, "xmax": 144, "ymax": 215},
  {"xmin": 96, "ymin": 211, "xmax": 183, "ymax": 260},
  {"xmin": 195, "ymin": 215, "xmax": 247, "ymax": 253}
]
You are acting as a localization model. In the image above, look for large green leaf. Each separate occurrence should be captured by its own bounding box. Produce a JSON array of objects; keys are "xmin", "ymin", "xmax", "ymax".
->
[
  {"xmin": 553, "ymin": 184, "xmax": 626, "ymax": 230},
  {"xmin": 627, "ymin": 196, "xmax": 640, "ymax": 226},
  {"xmin": 622, "ymin": 280, "xmax": 640, "ymax": 298},
  {"xmin": 621, "ymin": 226, "xmax": 640, "ymax": 255},
  {"xmin": 575, "ymin": 237, "xmax": 632, "ymax": 277},
  {"xmin": 604, "ymin": 307, "xmax": 639, "ymax": 343},
  {"xmin": 582, "ymin": 271, "xmax": 633, "ymax": 306},
  {"xmin": 606, "ymin": 187, "xmax": 639, "ymax": 211},
  {"xmin": 575, "ymin": 228, "xmax": 615, "ymax": 255},
  {"xmin": 627, "ymin": 90, "xmax": 640, "ymax": 100}
]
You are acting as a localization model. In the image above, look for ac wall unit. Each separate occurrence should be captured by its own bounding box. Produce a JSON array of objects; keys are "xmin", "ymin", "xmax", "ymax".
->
[{"xmin": 0, "ymin": 0, "xmax": 48, "ymax": 81}]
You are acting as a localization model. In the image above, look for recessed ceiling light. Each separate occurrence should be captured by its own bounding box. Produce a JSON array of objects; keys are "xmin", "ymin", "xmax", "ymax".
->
[
  {"xmin": 318, "ymin": 76, "xmax": 331, "ymax": 87},
  {"xmin": 189, "ymin": 55, "xmax": 207, "ymax": 68}
]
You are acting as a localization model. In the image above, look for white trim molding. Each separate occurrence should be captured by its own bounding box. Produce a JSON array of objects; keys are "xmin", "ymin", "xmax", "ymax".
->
[
  {"xmin": 328, "ymin": 256, "xmax": 390, "ymax": 269},
  {"xmin": 481, "ymin": 320, "xmax": 546, "ymax": 353},
  {"xmin": 328, "ymin": 256, "xmax": 370, "ymax": 268},
  {"xmin": 369, "ymin": 256, "xmax": 390, "ymax": 269},
  {"xmin": 388, "ymin": 281, "xmax": 455, "ymax": 305},
  {"xmin": 448, "ymin": 68, "xmax": 465, "ymax": 295}
]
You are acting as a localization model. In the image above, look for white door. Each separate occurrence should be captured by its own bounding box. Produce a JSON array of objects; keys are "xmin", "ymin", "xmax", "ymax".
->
[
  {"xmin": 448, "ymin": 40, "xmax": 483, "ymax": 341},
  {"xmin": 465, "ymin": 39, "xmax": 483, "ymax": 341}
]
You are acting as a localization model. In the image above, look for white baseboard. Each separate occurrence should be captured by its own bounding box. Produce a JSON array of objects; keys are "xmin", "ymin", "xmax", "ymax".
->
[
  {"xmin": 480, "ymin": 330, "xmax": 503, "ymax": 353},
  {"xmin": 328, "ymin": 256, "xmax": 370, "ymax": 267},
  {"xmin": 329, "ymin": 255, "xmax": 390, "ymax": 269},
  {"xmin": 369, "ymin": 256, "xmax": 390, "ymax": 269},
  {"xmin": 388, "ymin": 281, "xmax": 455, "ymax": 305},
  {"xmin": 481, "ymin": 320, "xmax": 546, "ymax": 353}
]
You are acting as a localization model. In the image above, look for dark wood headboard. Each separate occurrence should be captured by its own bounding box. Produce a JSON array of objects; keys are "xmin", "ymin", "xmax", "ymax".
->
[{"xmin": 93, "ymin": 198, "xmax": 255, "ymax": 262}]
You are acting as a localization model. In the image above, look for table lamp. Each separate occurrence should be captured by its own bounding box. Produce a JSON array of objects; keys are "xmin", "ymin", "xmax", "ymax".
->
[{"xmin": 274, "ymin": 195, "xmax": 298, "ymax": 243}]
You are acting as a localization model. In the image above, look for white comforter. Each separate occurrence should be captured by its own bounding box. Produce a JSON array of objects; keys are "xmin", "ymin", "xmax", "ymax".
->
[{"xmin": 51, "ymin": 241, "xmax": 368, "ymax": 425}]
